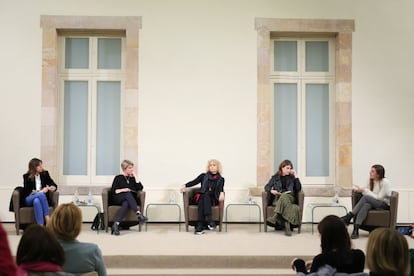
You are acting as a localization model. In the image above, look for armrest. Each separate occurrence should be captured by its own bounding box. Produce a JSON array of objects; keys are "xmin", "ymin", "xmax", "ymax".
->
[
  {"xmin": 51, "ymin": 191, "xmax": 59, "ymax": 207},
  {"xmin": 389, "ymin": 191, "xmax": 399, "ymax": 228},
  {"xmin": 351, "ymin": 190, "xmax": 362, "ymax": 208},
  {"xmin": 12, "ymin": 189, "xmax": 21, "ymax": 211},
  {"xmin": 297, "ymin": 190, "xmax": 304, "ymax": 212},
  {"xmin": 102, "ymin": 188, "xmax": 110, "ymax": 214}
]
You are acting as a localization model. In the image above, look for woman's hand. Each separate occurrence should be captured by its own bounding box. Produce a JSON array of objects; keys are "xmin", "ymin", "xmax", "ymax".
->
[
  {"xmin": 291, "ymin": 169, "xmax": 297, "ymax": 178},
  {"xmin": 180, "ymin": 185, "xmax": 186, "ymax": 193},
  {"xmin": 41, "ymin": 187, "xmax": 49, "ymax": 193},
  {"xmin": 271, "ymin": 190, "xmax": 281, "ymax": 196},
  {"xmin": 132, "ymin": 171, "xmax": 140, "ymax": 182},
  {"xmin": 115, "ymin": 188, "xmax": 131, "ymax": 194},
  {"xmin": 219, "ymin": 192, "xmax": 225, "ymax": 202},
  {"xmin": 47, "ymin": 185, "xmax": 56, "ymax": 192}
]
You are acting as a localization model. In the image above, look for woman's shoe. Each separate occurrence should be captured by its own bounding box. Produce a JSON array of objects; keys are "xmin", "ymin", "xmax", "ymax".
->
[
  {"xmin": 341, "ymin": 212, "xmax": 354, "ymax": 225},
  {"xmin": 136, "ymin": 212, "xmax": 148, "ymax": 225},
  {"xmin": 284, "ymin": 221, "xmax": 292, "ymax": 236},
  {"xmin": 111, "ymin": 222, "xmax": 120, "ymax": 236}
]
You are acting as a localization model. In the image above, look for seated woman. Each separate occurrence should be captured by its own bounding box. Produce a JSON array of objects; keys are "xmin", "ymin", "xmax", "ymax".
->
[
  {"xmin": 292, "ymin": 215, "xmax": 365, "ymax": 274},
  {"xmin": 341, "ymin": 164, "xmax": 391, "ymax": 239},
  {"xmin": 111, "ymin": 160, "xmax": 147, "ymax": 236},
  {"xmin": 180, "ymin": 159, "xmax": 225, "ymax": 235},
  {"xmin": 22, "ymin": 158, "xmax": 58, "ymax": 225},
  {"xmin": 16, "ymin": 224, "xmax": 71, "ymax": 275},
  {"xmin": 264, "ymin": 159, "xmax": 302, "ymax": 236},
  {"xmin": 48, "ymin": 203, "xmax": 107, "ymax": 276},
  {"xmin": 366, "ymin": 228, "xmax": 409, "ymax": 276}
]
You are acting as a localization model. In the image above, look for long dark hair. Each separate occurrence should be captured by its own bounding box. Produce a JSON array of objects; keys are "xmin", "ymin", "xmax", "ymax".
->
[
  {"xmin": 16, "ymin": 224, "xmax": 65, "ymax": 266},
  {"xmin": 27, "ymin": 158, "xmax": 42, "ymax": 180},
  {"xmin": 369, "ymin": 164, "xmax": 385, "ymax": 191},
  {"xmin": 318, "ymin": 215, "xmax": 352, "ymax": 262},
  {"xmin": 275, "ymin": 160, "xmax": 294, "ymax": 177}
]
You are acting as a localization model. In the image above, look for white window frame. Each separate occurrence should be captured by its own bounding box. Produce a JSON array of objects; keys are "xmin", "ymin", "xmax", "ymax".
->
[
  {"xmin": 270, "ymin": 37, "xmax": 335, "ymax": 185},
  {"xmin": 57, "ymin": 35, "xmax": 125, "ymax": 185}
]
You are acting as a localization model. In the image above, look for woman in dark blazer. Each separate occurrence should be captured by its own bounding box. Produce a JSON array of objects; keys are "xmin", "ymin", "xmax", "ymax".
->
[
  {"xmin": 22, "ymin": 158, "xmax": 57, "ymax": 225},
  {"xmin": 110, "ymin": 160, "xmax": 147, "ymax": 236},
  {"xmin": 264, "ymin": 159, "xmax": 302, "ymax": 236}
]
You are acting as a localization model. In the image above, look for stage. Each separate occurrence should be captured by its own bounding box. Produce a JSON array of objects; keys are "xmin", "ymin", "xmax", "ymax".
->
[{"xmin": 4, "ymin": 223, "xmax": 414, "ymax": 276}]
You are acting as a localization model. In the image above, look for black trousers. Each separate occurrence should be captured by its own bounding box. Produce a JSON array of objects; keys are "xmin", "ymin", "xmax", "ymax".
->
[
  {"xmin": 112, "ymin": 192, "xmax": 139, "ymax": 222},
  {"xmin": 197, "ymin": 193, "xmax": 217, "ymax": 223}
]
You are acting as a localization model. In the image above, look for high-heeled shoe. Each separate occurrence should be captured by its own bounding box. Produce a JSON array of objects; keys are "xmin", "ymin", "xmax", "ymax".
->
[{"xmin": 111, "ymin": 222, "xmax": 120, "ymax": 236}]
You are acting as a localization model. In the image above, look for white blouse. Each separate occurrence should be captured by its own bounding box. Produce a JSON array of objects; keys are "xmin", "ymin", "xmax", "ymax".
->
[
  {"xmin": 35, "ymin": 174, "xmax": 41, "ymax": 191},
  {"xmin": 362, "ymin": 177, "xmax": 391, "ymax": 205}
]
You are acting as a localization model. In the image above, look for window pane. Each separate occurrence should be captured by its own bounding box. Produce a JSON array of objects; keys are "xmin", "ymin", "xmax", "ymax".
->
[
  {"xmin": 274, "ymin": 41, "xmax": 297, "ymax": 72},
  {"xmin": 63, "ymin": 81, "xmax": 88, "ymax": 175},
  {"xmin": 97, "ymin": 38, "xmax": 122, "ymax": 69},
  {"xmin": 306, "ymin": 84, "xmax": 329, "ymax": 176},
  {"xmin": 274, "ymin": 83, "xmax": 297, "ymax": 171},
  {"xmin": 65, "ymin": 38, "xmax": 89, "ymax": 69},
  {"xmin": 96, "ymin": 81, "xmax": 121, "ymax": 175},
  {"xmin": 305, "ymin": 41, "xmax": 329, "ymax": 72}
]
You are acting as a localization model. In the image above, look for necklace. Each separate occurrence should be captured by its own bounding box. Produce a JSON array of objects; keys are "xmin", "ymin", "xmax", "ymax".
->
[{"xmin": 124, "ymin": 175, "xmax": 130, "ymax": 184}]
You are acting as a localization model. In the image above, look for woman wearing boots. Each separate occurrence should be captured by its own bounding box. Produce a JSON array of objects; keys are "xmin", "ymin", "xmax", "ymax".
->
[
  {"xmin": 341, "ymin": 164, "xmax": 391, "ymax": 239},
  {"xmin": 110, "ymin": 160, "xmax": 147, "ymax": 235},
  {"xmin": 264, "ymin": 160, "xmax": 302, "ymax": 236},
  {"xmin": 180, "ymin": 159, "xmax": 225, "ymax": 235}
]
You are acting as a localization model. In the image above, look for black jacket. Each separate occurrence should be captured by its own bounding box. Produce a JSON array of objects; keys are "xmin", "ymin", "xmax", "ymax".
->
[
  {"xmin": 185, "ymin": 173, "xmax": 225, "ymax": 200},
  {"xmin": 264, "ymin": 174, "xmax": 302, "ymax": 204},
  {"xmin": 10, "ymin": 171, "xmax": 58, "ymax": 211}
]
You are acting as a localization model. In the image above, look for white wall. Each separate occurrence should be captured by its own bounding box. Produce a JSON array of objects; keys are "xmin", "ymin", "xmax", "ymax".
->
[{"xmin": 1, "ymin": 0, "xmax": 414, "ymax": 223}]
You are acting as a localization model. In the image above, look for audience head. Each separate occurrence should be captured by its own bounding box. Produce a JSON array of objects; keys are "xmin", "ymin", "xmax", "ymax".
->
[
  {"xmin": 121, "ymin": 159, "xmax": 134, "ymax": 175},
  {"xmin": 27, "ymin": 158, "xmax": 43, "ymax": 179},
  {"xmin": 276, "ymin": 160, "xmax": 294, "ymax": 176},
  {"xmin": 366, "ymin": 228, "xmax": 409, "ymax": 276},
  {"xmin": 48, "ymin": 203, "xmax": 82, "ymax": 241},
  {"xmin": 318, "ymin": 215, "xmax": 351, "ymax": 255},
  {"xmin": 16, "ymin": 224, "xmax": 65, "ymax": 266},
  {"xmin": 206, "ymin": 159, "xmax": 222, "ymax": 175}
]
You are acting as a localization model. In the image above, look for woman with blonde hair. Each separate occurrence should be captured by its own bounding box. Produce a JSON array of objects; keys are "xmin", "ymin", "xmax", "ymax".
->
[
  {"xmin": 265, "ymin": 159, "xmax": 302, "ymax": 236},
  {"xmin": 48, "ymin": 203, "xmax": 107, "ymax": 276},
  {"xmin": 180, "ymin": 159, "xmax": 225, "ymax": 235},
  {"xmin": 110, "ymin": 160, "xmax": 147, "ymax": 235},
  {"xmin": 366, "ymin": 228, "xmax": 410, "ymax": 276}
]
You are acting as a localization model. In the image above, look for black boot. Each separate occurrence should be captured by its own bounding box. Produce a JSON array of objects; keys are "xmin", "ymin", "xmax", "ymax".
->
[
  {"xmin": 194, "ymin": 222, "xmax": 205, "ymax": 235},
  {"xmin": 111, "ymin": 222, "xmax": 120, "ymax": 236},
  {"xmin": 351, "ymin": 224, "xmax": 360, "ymax": 239},
  {"xmin": 136, "ymin": 212, "xmax": 148, "ymax": 225},
  {"xmin": 341, "ymin": 212, "xmax": 354, "ymax": 225}
]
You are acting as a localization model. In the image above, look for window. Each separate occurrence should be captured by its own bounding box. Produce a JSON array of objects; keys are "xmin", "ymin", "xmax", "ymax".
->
[
  {"xmin": 58, "ymin": 35, "xmax": 125, "ymax": 185},
  {"xmin": 271, "ymin": 38, "xmax": 335, "ymax": 185}
]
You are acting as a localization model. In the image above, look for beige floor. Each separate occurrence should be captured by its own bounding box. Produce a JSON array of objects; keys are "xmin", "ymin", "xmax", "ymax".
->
[{"xmin": 4, "ymin": 223, "xmax": 414, "ymax": 276}]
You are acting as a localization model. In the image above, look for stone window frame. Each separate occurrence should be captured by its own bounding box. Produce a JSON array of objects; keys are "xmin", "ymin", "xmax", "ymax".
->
[
  {"xmin": 255, "ymin": 18, "xmax": 355, "ymax": 195},
  {"xmin": 40, "ymin": 16, "xmax": 141, "ymax": 182}
]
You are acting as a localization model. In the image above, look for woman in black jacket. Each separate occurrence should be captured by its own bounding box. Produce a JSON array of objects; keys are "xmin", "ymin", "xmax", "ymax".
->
[
  {"xmin": 264, "ymin": 159, "xmax": 301, "ymax": 236},
  {"xmin": 110, "ymin": 160, "xmax": 147, "ymax": 235},
  {"xmin": 22, "ymin": 158, "xmax": 57, "ymax": 225},
  {"xmin": 180, "ymin": 159, "xmax": 225, "ymax": 235}
]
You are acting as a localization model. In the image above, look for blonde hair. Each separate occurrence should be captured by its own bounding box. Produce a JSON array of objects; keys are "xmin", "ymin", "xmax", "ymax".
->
[
  {"xmin": 206, "ymin": 159, "xmax": 223, "ymax": 174},
  {"xmin": 121, "ymin": 160, "xmax": 134, "ymax": 171},
  {"xmin": 48, "ymin": 203, "xmax": 82, "ymax": 241},
  {"xmin": 366, "ymin": 228, "xmax": 410, "ymax": 276}
]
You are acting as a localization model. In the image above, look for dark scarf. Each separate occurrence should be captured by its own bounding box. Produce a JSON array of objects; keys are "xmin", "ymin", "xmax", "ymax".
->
[{"xmin": 200, "ymin": 172, "xmax": 224, "ymax": 199}]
